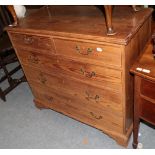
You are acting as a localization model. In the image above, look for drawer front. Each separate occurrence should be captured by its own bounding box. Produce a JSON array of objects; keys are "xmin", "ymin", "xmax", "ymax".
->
[
  {"xmin": 31, "ymin": 83, "xmax": 123, "ymax": 133},
  {"xmin": 23, "ymin": 65, "xmax": 123, "ymax": 113},
  {"xmin": 10, "ymin": 33, "xmax": 56, "ymax": 53},
  {"xmin": 16, "ymin": 49, "xmax": 122, "ymax": 91},
  {"xmin": 140, "ymin": 98, "xmax": 155, "ymax": 125},
  {"xmin": 54, "ymin": 39, "xmax": 122, "ymax": 68},
  {"xmin": 141, "ymin": 79, "xmax": 155, "ymax": 101}
]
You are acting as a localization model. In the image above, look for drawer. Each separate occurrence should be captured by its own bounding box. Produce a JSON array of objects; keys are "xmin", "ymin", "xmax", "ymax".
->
[
  {"xmin": 31, "ymin": 84, "xmax": 123, "ymax": 133},
  {"xmin": 23, "ymin": 65, "xmax": 123, "ymax": 113},
  {"xmin": 141, "ymin": 79, "xmax": 155, "ymax": 101},
  {"xmin": 10, "ymin": 33, "xmax": 55, "ymax": 53},
  {"xmin": 140, "ymin": 98, "xmax": 155, "ymax": 125},
  {"xmin": 16, "ymin": 49, "xmax": 122, "ymax": 91},
  {"xmin": 54, "ymin": 39, "xmax": 122, "ymax": 68}
]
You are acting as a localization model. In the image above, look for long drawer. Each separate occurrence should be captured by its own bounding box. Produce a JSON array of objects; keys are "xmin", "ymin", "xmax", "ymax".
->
[
  {"xmin": 31, "ymin": 83, "xmax": 124, "ymax": 133},
  {"xmin": 9, "ymin": 33, "xmax": 56, "ymax": 53},
  {"xmin": 23, "ymin": 65, "xmax": 123, "ymax": 114},
  {"xmin": 54, "ymin": 38, "xmax": 122, "ymax": 68},
  {"xmin": 16, "ymin": 48, "xmax": 122, "ymax": 91}
]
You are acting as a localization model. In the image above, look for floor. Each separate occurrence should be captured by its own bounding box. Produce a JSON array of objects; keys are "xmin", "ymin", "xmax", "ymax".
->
[{"xmin": 0, "ymin": 63, "xmax": 155, "ymax": 149}]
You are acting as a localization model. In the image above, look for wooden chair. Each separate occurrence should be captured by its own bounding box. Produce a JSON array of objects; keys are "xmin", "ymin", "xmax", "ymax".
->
[
  {"xmin": 104, "ymin": 5, "xmax": 141, "ymax": 35},
  {"xmin": 0, "ymin": 5, "xmax": 26, "ymax": 101}
]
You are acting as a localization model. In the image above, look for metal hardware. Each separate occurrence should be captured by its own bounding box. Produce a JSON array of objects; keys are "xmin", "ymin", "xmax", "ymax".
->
[
  {"xmin": 24, "ymin": 35, "xmax": 34, "ymax": 44},
  {"xmin": 90, "ymin": 112, "xmax": 102, "ymax": 120},
  {"xmin": 80, "ymin": 68, "xmax": 96, "ymax": 78},
  {"xmin": 87, "ymin": 48, "xmax": 93, "ymax": 53},
  {"xmin": 75, "ymin": 45, "xmax": 93, "ymax": 55},
  {"xmin": 28, "ymin": 54, "xmax": 39, "ymax": 64},
  {"xmin": 85, "ymin": 91, "xmax": 100, "ymax": 103}
]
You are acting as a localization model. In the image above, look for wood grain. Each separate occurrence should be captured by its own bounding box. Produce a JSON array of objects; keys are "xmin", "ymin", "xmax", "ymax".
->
[
  {"xmin": 54, "ymin": 38, "xmax": 122, "ymax": 68},
  {"xmin": 7, "ymin": 6, "xmax": 153, "ymax": 45},
  {"xmin": 141, "ymin": 79, "xmax": 155, "ymax": 100},
  {"xmin": 23, "ymin": 65, "xmax": 122, "ymax": 106},
  {"xmin": 123, "ymin": 16, "xmax": 152, "ymax": 133},
  {"xmin": 7, "ymin": 6, "xmax": 153, "ymax": 147},
  {"xmin": 15, "ymin": 47, "xmax": 122, "ymax": 90},
  {"xmin": 31, "ymin": 83, "xmax": 124, "ymax": 132},
  {"xmin": 10, "ymin": 33, "xmax": 56, "ymax": 52}
]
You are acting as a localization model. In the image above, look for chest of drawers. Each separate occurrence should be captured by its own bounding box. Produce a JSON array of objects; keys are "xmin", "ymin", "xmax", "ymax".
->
[{"xmin": 7, "ymin": 6, "xmax": 153, "ymax": 147}]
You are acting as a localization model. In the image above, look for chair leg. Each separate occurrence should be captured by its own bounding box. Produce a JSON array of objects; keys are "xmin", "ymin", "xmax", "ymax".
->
[
  {"xmin": 0, "ymin": 52, "xmax": 27, "ymax": 101},
  {"xmin": 0, "ymin": 65, "xmax": 21, "ymax": 83},
  {"xmin": 0, "ymin": 63, "xmax": 26, "ymax": 101},
  {"xmin": 104, "ymin": 5, "xmax": 117, "ymax": 35},
  {"xmin": 0, "ymin": 87, "xmax": 6, "ymax": 101},
  {"xmin": 1, "ymin": 75, "xmax": 26, "ymax": 102},
  {"xmin": 2, "ymin": 64, "xmax": 13, "ymax": 84}
]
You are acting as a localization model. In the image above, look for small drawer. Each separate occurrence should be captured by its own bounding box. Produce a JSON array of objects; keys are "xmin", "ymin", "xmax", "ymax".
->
[
  {"xmin": 141, "ymin": 79, "xmax": 155, "ymax": 101},
  {"xmin": 10, "ymin": 33, "xmax": 56, "ymax": 53},
  {"xmin": 16, "ymin": 48, "xmax": 57, "ymax": 67},
  {"xmin": 140, "ymin": 98, "xmax": 155, "ymax": 125},
  {"xmin": 54, "ymin": 39, "xmax": 122, "ymax": 68}
]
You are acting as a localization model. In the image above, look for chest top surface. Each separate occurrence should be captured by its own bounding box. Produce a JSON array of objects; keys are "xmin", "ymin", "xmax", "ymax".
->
[
  {"xmin": 130, "ymin": 42, "xmax": 155, "ymax": 81},
  {"xmin": 7, "ymin": 6, "xmax": 153, "ymax": 45}
]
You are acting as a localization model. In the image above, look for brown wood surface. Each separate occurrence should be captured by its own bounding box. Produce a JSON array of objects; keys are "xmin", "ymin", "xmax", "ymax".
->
[
  {"xmin": 104, "ymin": 5, "xmax": 116, "ymax": 35},
  {"xmin": 54, "ymin": 38, "xmax": 122, "ymax": 68},
  {"xmin": 141, "ymin": 79, "xmax": 155, "ymax": 100},
  {"xmin": 7, "ymin": 5, "xmax": 18, "ymax": 26},
  {"xmin": 32, "ymin": 83, "xmax": 124, "ymax": 131},
  {"xmin": 130, "ymin": 43, "xmax": 155, "ymax": 81},
  {"xmin": 140, "ymin": 97, "xmax": 155, "ymax": 125},
  {"xmin": 132, "ymin": 75, "xmax": 141, "ymax": 149},
  {"xmin": 132, "ymin": 76, "xmax": 155, "ymax": 149},
  {"xmin": 23, "ymin": 65, "xmax": 122, "ymax": 107},
  {"xmin": 6, "ymin": 6, "xmax": 153, "ymax": 45},
  {"xmin": 123, "ymin": 16, "xmax": 151, "ymax": 133},
  {"xmin": 7, "ymin": 6, "xmax": 153, "ymax": 147},
  {"xmin": 10, "ymin": 33, "xmax": 56, "ymax": 52},
  {"xmin": 15, "ymin": 48, "xmax": 122, "ymax": 91}
]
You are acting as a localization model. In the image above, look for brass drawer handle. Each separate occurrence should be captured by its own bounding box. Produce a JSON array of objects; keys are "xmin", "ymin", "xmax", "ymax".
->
[
  {"xmin": 24, "ymin": 35, "xmax": 34, "ymax": 44},
  {"xmin": 38, "ymin": 73, "xmax": 47, "ymax": 84},
  {"xmin": 90, "ymin": 112, "xmax": 102, "ymax": 120},
  {"xmin": 80, "ymin": 68, "xmax": 96, "ymax": 78},
  {"xmin": 28, "ymin": 54, "xmax": 39, "ymax": 64},
  {"xmin": 85, "ymin": 91, "xmax": 100, "ymax": 103},
  {"xmin": 76, "ymin": 45, "xmax": 93, "ymax": 55}
]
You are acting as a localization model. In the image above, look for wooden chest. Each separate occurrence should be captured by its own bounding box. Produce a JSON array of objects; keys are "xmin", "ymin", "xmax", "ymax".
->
[{"xmin": 7, "ymin": 6, "xmax": 153, "ymax": 147}]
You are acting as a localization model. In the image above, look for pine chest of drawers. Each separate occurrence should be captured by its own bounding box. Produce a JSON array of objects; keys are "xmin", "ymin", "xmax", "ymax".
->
[{"xmin": 7, "ymin": 6, "xmax": 153, "ymax": 147}]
